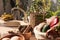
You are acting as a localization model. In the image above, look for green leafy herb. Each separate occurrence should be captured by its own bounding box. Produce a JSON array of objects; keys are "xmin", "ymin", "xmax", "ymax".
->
[{"xmin": 55, "ymin": 24, "xmax": 60, "ymax": 31}]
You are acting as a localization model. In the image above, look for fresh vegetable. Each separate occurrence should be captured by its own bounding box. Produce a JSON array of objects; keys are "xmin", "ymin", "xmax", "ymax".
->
[
  {"xmin": 42, "ymin": 24, "xmax": 50, "ymax": 32},
  {"xmin": 50, "ymin": 16, "xmax": 59, "ymax": 27},
  {"xmin": 2, "ymin": 38, "xmax": 10, "ymax": 40},
  {"xmin": 55, "ymin": 26, "xmax": 60, "ymax": 31},
  {"xmin": 10, "ymin": 36, "xmax": 20, "ymax": 40}
]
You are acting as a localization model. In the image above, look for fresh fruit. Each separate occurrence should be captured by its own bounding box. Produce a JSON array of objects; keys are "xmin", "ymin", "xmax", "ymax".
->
[{"xmin": 1, "ymin": 13, "xmax": 14, "ymax": 21}]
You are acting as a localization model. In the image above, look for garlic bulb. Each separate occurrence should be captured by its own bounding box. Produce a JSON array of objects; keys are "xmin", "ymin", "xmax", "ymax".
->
[
  {"xmin": 2, "ymin": 38, "xmax": 10, "ymax": 40},
  {"xmin": 10, "ymin": 36, "xmax": 20, "ymax": 40}
]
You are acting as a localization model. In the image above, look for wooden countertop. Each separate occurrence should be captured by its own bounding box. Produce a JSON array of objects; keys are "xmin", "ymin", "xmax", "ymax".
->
[
  {"xmin": 0, "ymin": 19, "xmax": 29, "ymax": 26},
  {"xmin": 0, "ymin": 20, "xmax": 29, "ymax": 38}
]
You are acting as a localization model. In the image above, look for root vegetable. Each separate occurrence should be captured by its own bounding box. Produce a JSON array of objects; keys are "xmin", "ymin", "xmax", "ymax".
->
[
  {"xmin": 10, "ymin": 36, "xmax": 20, "ymax": 40},
  {"xmin": 2, "ymin": 38, "xmax": 10, "ymax": 40}
]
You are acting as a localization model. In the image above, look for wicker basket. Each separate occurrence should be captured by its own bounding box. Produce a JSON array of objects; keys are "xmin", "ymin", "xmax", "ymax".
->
[
  {"xmin": 22, "ymin": 31, "xmax": 32, "ymax": 40},
  {"xmin": 0, "ymin": 34, "xmax": 25, "ymax": 40},
  {"xmin": 11, "ymin": 7, "xmax": 28, "ymax": 22},
  {"xmin": 34, "ymin": 25, "xmax": 47, "ymax": 40},
  {"xmin": 34, "ymin": 24, "xmax": 60, "ymax": 40}
]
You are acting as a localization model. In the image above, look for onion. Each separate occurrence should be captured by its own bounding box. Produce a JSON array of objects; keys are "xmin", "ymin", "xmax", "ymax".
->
[
  {"xmin": 10, "ymin": 36, "xmax": 20, "ymax": 40},
  {"xmin": 2, "ymin": 38, "xmax": 10, "ymax": 40}
]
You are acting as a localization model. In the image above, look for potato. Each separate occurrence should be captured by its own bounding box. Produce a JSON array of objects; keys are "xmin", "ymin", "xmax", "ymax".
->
[
  {"xmin": 10, "ymin": 36, "xmax": 20, "ymax": 40},
  {"xmin": 2, "ymin": 38, "xmax": 10, "ymax": 40}
]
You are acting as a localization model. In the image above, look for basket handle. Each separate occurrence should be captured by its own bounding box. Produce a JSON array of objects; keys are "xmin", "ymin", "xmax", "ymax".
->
[{"xmin": 11, "ymin": 7, "xmax": 28, "ymax": 22}]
